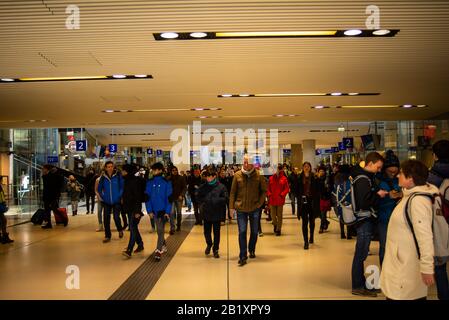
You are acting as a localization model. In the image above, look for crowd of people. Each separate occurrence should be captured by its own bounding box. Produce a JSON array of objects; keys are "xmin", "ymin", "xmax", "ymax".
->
[{"xmin": 14, "ymin": 139, "xmax": 448, "ymax": 300}]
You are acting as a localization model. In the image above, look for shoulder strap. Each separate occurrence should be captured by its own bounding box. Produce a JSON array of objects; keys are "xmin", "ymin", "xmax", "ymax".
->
[{"xmin": 405, "ymin": 193, "xmax": 435, "ymax": 260}]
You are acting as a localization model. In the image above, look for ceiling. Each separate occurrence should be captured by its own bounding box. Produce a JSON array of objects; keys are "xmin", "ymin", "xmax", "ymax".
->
[{"xmin": 1, "ymin": 0, "xmax": 449, "ymax": 130}]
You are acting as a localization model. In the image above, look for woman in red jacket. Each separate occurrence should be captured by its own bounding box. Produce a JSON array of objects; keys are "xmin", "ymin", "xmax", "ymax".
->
[{"xmin": 267, "ymin": 164, "xmax": 290, "ymax": 236}]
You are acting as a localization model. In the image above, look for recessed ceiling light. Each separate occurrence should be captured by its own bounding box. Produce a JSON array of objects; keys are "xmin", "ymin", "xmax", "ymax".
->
[
  {"xmin": 1, "ymin": 78, "xmax": 14, "ymax": 82},
  {"xmin": 19, "ymin": 76, "xmax": 108, "ymax": 81},
  {"xmin": 402, "ymin": 104, "xmax": 414, "ymax": 108},
  {"xmin": 331, "ymin": 92, "xmax": 342, "ymax": 96},
  {"xmin": 112, "ymin": 75, "xmax": 127, "ymax": 79},
  {"xmin": 160, "ymin": 32, "xmax": 179, "ymax": 39},
  {"xmin": 239, "ymin": 94, "xmax": 250, "ymax": 97},
  {"xmin": 104, "ymin": 110, "xmax": 114, "ymax": 113},
  {"xmin": 312, "ymin": 105, "xmax": 328, "ymax": 109},
  {"xmin": 373, "ymin": 29, "xmax": 391, "ymax": 36},
  {"xmin": 348, "ymin": 93, "xmax": 359, "ymax": 96},
  {"xmin": 417, "ymin": 105, "xmax": 428, "ymax": 108},
  {"xmin": 134, "ymin": 74, "xmax": 148, "ymax": 78},
  {"xmin": 220, "ymin": 94, "xmax": 233, "ymax": 97},
  {"xmin": 190, "ymin": 32, "xmax": 208, "ymax": 38},
  {"xmin": 344, "ymin": 29, "xmax": 363, "ymax": 36},
  {"xmin": 216, "ymin": 31, "xmax": 337, "ymax": 37},
  {"xmin": 338, "ymin": 126, "xmax": 345, "ymax": 132},
  {"xmin": 0, "ymin": 75, "xmax": 152, "ymax": 83}
]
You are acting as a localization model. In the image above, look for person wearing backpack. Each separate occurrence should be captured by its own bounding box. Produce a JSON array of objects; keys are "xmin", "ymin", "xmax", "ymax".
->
[
  {"xmin": 350, "ymin": 152, "xmax": 389, "ymax": 297},
  {"xmin": 377, "ymin": 150, "xmax": 402, "ymax": 267},
  {"xmin": 428, "ymin": 139, "xmax": 449, "ymax": 300},
  {"xmin": 332, "ymin": 164, "xmax": 354, "ymax": 240},
  {"xmin": 97, "ymin": 161, "xmax": 125, "ymax": 243},
  {"xmin": 380, "ymin": 160, "xmax": 438, "ymax": 300},
  {"xmin": 67, "ymin": 175, "xmax": 82, "ymax": 216}
]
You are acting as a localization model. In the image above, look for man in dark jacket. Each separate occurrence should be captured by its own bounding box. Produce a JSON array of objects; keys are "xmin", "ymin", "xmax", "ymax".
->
[
  {"xmin": 350, "ymin": 152, "xmax": 388, "ymax": 297},
  {"xmin": 42, "ymin": 164, "xmax": 64, "ymax": 229},
  {"xmin": 168, "ymin": 166, "xmax": 187, "ymax": 234},
  {"xmin": 121, "ymin": 164, "xmax": 147, "ymax": 258},
  {"xmin": 288, "ymin": 167, "xmax": 300, "ymax": 216},
  {"xmin": 97, "ymin": 161, "xmax": 124, "ymax": 243},
  {"xmin": 197, "ymin": 168, "xmax": 228, "ymax": 258},
  {"xmin": 428, "ymin": 139, "xmax": 449, "ymax": 300},
  {"xmin": 219, "ymin": 168, "xmax": 232, "ymax": 222},
  {"xmin": 84, "ymin": 168, "xmax": 98, "ymax": 214},
  {"xmin": 187, "ymin": 168, "xmax": 203, "ymax": 225}
]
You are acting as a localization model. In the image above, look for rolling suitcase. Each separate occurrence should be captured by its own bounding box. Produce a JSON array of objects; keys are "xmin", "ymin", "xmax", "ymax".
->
[
  {"xmin": 31, "ymin": 208, "xmax": 45, "ymax": 225},
  {"xmin": 55, "ymin": 207, "xmax": 69, "ymax": 226}
]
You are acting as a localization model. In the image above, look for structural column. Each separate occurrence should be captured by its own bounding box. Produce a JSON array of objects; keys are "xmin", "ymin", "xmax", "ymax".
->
[
  {"xmin": 302, "ymin": 139, "xmax": 316, "ymax": 169},
  {"xmin": 290, "ymin": 144, "xmax": 303, "ymax": 169}
]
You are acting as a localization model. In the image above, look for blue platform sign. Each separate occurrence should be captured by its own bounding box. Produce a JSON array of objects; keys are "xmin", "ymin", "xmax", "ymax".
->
[
  {"xmin": 147, "ymin": 148, "xmax": 153, "ymax": 156},
  {"xmin": 108, "ymin": 144, "xmax": 118, "ymax": 153},
  {"xmin": 47, "ymin": 156, "xmax": 58, "ymax": 164},
  {"xmin": 331, "ymin": 147, "xmax": 339, "ymax": 153},
  {"xmin": 76, "ymin": 140, "xmax": 87, "ymax": 152},
  {"xmin": 316, "ymin": 149, "xmax": 322, "ymax": 155},
  {"xmin": 156, "ymin": 149, "xmax": 163, "ymax": 157},
  {"xmin": 338, "ymin": 142, "xmax": 346, "ymax": 151},
  {"xmin": 343, "ymin": 137, "xmax": 354, "ymax": 149}
]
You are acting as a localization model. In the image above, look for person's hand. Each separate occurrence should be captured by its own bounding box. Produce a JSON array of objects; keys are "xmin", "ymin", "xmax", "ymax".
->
[
  {"xmin": 389, "ymin": 190, "xmax": 402, "ymax": 199},
  {"xmin": 164, "ymin": 214, "xmax": 170, "ymax": 220},
  {"xmin": 149, "ymin": 212, "xmax": 154, "ymax": 219},
  {"xmin": 134, "ymin": 213, "xmax": 142, "ymax": 219},
  {"xmin": 377, "ymin": 190, "xmax": 389, "ymax": 198},
  {"xmin": 421, "ymin": 273, "xmax": 435, "ymax": 286}
]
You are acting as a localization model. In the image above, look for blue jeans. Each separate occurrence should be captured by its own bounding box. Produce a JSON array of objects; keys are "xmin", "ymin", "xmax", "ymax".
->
[
  {"xmin": 435, "ymin": 263, "xmax": 449, "ymax": 300},
  {"xmin": 170, "ymin": 200, "xmax": 183, "ymax": 231},
  {"xmin": 377, "ymin": 221, "xmax": 388, "ymax": 267},
  {"xmin": 103, "ymin": 203, "xmax": 123, "ymax": 239},
  {"xmin": 185, "ymin": 192, "xmax": 192, "ymax": 210},
  {"xmin": 352, "ymin": 219, "xmax": 375, "ymax": 289},
  {"xmin": 237, "ymin": 210, "xmax": 260, "ymax": 260},
  {"xmin": 127, "ymin": 213, "xmax": 143, "ymax": 251}
]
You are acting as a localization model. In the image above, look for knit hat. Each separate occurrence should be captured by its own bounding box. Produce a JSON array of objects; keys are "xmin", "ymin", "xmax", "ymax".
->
[{"xmin": 383, "ymin": 150, "xmax": 400, "ymax": 169}]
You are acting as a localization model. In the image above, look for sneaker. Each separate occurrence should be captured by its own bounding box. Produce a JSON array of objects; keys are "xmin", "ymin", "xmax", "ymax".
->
[
  {"xmin": 103, "ymin": 238, "xmax": 111, "ymax": 243},
  {"xmin": 238, "ymin": 258, "xmax": 247, "ymax": 266},
  {"xmin": 369, "ymin": 288, "xmax": 382, "ymax": 294},
  {"xmin": 258, "ymin": 232, "xmax": 264, "ymax": 237},
  {"xmin": 276, "ymin": 231, "xmax": 281, "ymax": 236},
  {"xmin": 213, "ymin": 251, "xmax": 220, "ymax": 258},
  {"xmin": 351, "ymin": 288, "xmax": 377, "ymax": 298},
  {"xmin": 205, "ymin": 245, "xmax": 212, "ymax": 255},
  {"xmin": 309, "ymin": 238, "xmax": 314, "ymax": 244},
  {"xmin": 119, "ymin": 231, "xmax": 124, "ymax": 238},
  {"xmin": 304, "ymin": 243, "xmax": 309, "ymax": 250},
  {"xmin": 161, "ymin": 245, "xmax": 168, "ymax": 253},
  {"xmin": 154, "ymin": 251, "xmax": 162, "ymax": 261},
  {"xmin": 134, "ymin": 245, "xmax": 144, "ymax": 253},
  {"xmin": 122, "ymin": 250, "xmax": 132, "ymax": 259},
  {"xmin": 41, "ymin": 224, "xmax": 52, "ymax": 229},
  {"xmin": 249, "ymin": 251, "xmax": 256, "ymax": 259}
]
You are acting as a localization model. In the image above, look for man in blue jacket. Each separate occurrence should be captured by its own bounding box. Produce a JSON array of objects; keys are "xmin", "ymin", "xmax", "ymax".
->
[
  {"xmin": 145, "ymin": 162, "xmax": 173, "ymax": 261},
  {"xmin": 97, "ymin": 161, "xmax": 124, "ymax": 243}
]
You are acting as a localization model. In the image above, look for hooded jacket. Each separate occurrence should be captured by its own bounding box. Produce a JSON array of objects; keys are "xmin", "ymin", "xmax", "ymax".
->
[
  {"xmin": 122, "ymin": 174, "xmax": 146, "ymax": 211},
  {"xmin": 169, "ymin": 173, "xmax": 187, "ymax": 201},
  {"xmin": 97, "ymin": 171, "xmax": 124, "ymax": 205},
  {"xmin": 377, "ymin": 176, "xmax": 401, "ymax": 224},
  {"xmin": 145, "ymin": 175, "xmax": 172, "ymax": 216},
  {"xmin": 350, "ymin": 165, "xmax": 380, "ymax": 213},
  {"xmin": 229, "ymin": 168, "xmax": 267, "ymax": 213},
  {"xmin": 197, "ymin": 180, "xmax": 228, "ymax": 222},
  {"xmin": 267, "ymin": 171, "xmax": 290, "ymax": 206},
  {"xmin": 380, "ymin": 183, "xmax": 438, "ymax": 300}
]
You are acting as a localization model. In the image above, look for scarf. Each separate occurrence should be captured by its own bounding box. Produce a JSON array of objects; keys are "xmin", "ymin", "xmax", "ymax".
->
[
  {"xmin": 208, "ymin": 178, "xmax": 218, "ymax": 186},
  {"xmin": 241, "ymin": 167, "xmax": 255, "ymax": 177}
]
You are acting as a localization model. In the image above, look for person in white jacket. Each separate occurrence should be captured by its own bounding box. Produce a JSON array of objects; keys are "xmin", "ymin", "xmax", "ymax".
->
[{"xmin": 380, "ymin": 160, "xmax": 438, "ymax": 300}]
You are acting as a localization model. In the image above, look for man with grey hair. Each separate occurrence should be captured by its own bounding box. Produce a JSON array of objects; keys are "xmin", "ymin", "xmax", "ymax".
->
[{"xmin": 229, "ymin": 154, "xmax": 267, "ymax": 266}]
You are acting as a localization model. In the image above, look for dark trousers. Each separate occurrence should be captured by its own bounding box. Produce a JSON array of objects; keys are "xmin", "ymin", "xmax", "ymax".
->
[
  {"xmin": 85, "ymin": 194, "xmax": 95, "ymax": 212},
  {"xmin": 43, "ymin": 199, "xmax": 59, "ymax": 225},
  {"xmin": 435, "ymin": 263, "xmax": 449, "ymax": 300},
  {"xmin": 290, "ymin": 193, "xmax": 297, "ymax": 215},
  {"xmin": 103, "ymin": 203, "xmax": 123, "ymax": 239},
  {"xmin": 352, "ymin": 219, "xmax": 375, "ymax": 289},
  {"xmin": 127, "ymin": 213, "xmax": 143, "ymax": 251},
  {"xmin": 170, "ymin": 200, "xmax": 183, "ymax": 231},
  {"xmin": 237, "ymin": 210, "xmax": 259, "ymax": 260},
  {"xmin": 193, "ymin": 200, "xmax": 201, "ymax": 224},
  {"xmin": 300, "ymin": 201, "xmax": 315, "ymax": 244},
  {"xmin": 377, "ymin": 221, "xmax": 388, "ymax": 267},
  {"xmin": 204, "ymin": 220, "xmax": 221, "ymax": 252},
  {"xmin": 121, "ymin": 206, "xmax": 128, "ymax": 228},
  {"xmin": 258, "ymin": 207, "xmax": 263, "ymax": 234}
]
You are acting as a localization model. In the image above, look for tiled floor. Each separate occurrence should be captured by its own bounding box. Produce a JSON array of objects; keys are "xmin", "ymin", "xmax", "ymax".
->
[{"xmin": 0, "ymin": 204, "xmax": 441, "ymax": 300}]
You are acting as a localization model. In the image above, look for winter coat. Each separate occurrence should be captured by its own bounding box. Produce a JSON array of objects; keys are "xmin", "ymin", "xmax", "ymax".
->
[
  {"xmin": 145, "ymin": 175, "xmax": 172, "ymax": 217},
  {"xmin": 377, "ymin": 176, "xmax": 401, "ymax": 225},
  {"xmin": 229, "ymin": 169, "xmax": 267, "ymax": 213},
  {"xmin": 267, "ymin": 171, "xmax": 290, "ymax": 206},
  {"xmin": 380, "ymin": 184, "xmax": 438, "ymax": 300},
  {"xmin": 297, "ymin": 173, "xmax": 320, "ymax": 218},
  {"xmin": 97, "ymin": 171, "xmax": 124, "ymax": 205},
  {"xmin": 84, "ymin": 172, "xmax": 98, "ymax": 196},
  {"xmin": 169, "ymin": 174, "xmax": 187, "ymax": 201},
  {"xmin": 122, "ymin": 175, "xmax": 146, "ymax": 213},
  {"xmin": 317, "ymin": 175, "xmax": 332, "ymax": 200},
  {"xmin": 197, "ymin": 181, "xmax": 228, "ymax": 222},
  {"xmin": 288, "ymin": 172, "xmax": 300, "ymax": 196},
  {"xmin": 428, "ymin": 161, "xmax": 449, "ymax": 188},
  {"xmin": 67, "ymin": 180, "xmax": 82, "ymax": 201},
  {"xmin": 350, "ymin": 165, "xmax": 380, "ymax": 213},
  {"xmin": 187, "ymin": 175, "xmax": 203, "ymax": 201},
  {"xmin": 42, "ymin": 168, "xmax": 64, "ymax": 202}
]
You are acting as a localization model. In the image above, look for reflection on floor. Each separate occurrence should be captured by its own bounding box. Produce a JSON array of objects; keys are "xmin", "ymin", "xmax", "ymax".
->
[{"xmin": 0, "ymin": 204, "xmax": 440, "ymax": 300}]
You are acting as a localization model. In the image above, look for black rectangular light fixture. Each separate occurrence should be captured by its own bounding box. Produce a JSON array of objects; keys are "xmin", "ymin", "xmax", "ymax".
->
[
  {"xmin": 153, "ymin": 30, "xmax": 399, "ymax": 41},
  {"xmin": 0, "ymin": 74, "xmax": 153, "ymax": 83},
  {"xmin": 218, "ymin": 92, "xmax": 380, "ymax": 98}
]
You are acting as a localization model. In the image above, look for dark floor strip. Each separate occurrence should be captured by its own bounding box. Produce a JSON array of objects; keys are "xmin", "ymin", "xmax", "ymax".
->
[{"xmin": 108, "ymin": 214, "xmax": 195, "ymax": 300}]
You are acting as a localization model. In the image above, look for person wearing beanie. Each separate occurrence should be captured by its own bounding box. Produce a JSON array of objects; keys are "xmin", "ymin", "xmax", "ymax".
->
[{"xmin": 377, "ymin": 150, "xmax": 402, "ymax": 267}]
